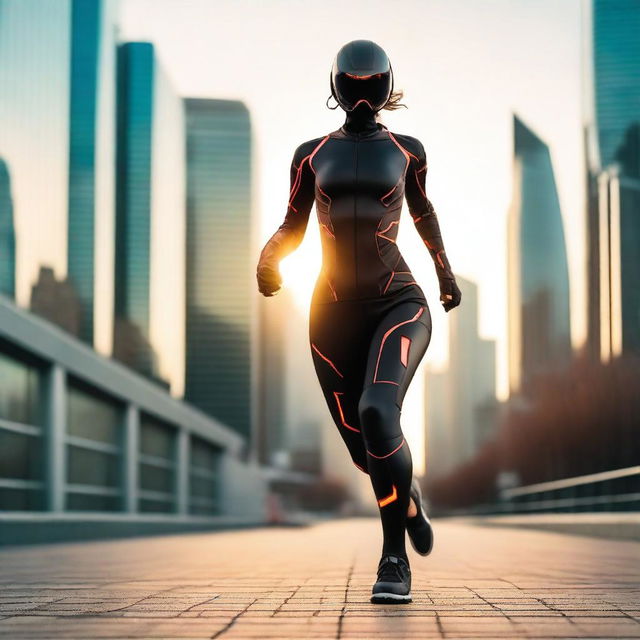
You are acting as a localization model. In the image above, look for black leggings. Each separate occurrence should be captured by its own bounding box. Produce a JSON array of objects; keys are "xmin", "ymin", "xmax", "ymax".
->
[{"xmin": 309, "ymin": 292, "xmax": 432, "ymax": 558}]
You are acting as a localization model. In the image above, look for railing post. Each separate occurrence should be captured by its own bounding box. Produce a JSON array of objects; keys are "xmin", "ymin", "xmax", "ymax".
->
[
  {"xmin": 124, "ymin": 405, "xmax": 140, "ymax": 513},
  {"xmin": 46, "ymin": 364, "xmax": 66, "ymax": 513},
  {"xmin": 176, "ymin": 430, "xmax": 189, "ymax": 515}
]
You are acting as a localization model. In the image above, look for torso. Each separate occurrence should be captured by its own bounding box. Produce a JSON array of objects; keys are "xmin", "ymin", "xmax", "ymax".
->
[{"xmin": 307, "ymin": 123, "xmax": 426, "ymax": 307}]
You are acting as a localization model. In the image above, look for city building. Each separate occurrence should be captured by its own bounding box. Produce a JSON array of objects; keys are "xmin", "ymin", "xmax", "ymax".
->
[
  {"xmin": 584, "ymin": 0, "xmax": 640, "ymax": 360},
  {"xmin": 184, "ymin": 99, "xmax": 254, "ymax": 440},
  {"xmin": 67, "ymin": 0, "xmax": 119, "ymax": 349},
  {"xmin": 592, "ymin": 167, "xmax": 640, "ymax": 358},
  {"xmin": 114, "ymin": 42, "xmax": 185, "ymax": 392},
  {"xmin": 256, "ymin": 287, "xmax": 293, "ymax": 468},
  {"xmin": 425, "ymin": 277, "xmax": 498, "ymax": 476},
  {"xmin": 0, "ymin": 0, "xmax": 75, "ymax": 312},
  {"xmin": 0, "ymin": 160, "xmax": 15, "ymax": 299},
  {"xmin": 0, "ymin": 294, "xmax": 266, "ymax": 544},
  {"xmin": 30, "ymin": 266, "xmax": 82, "ymax": 336},
  {"xmin": 507, "ymin": 115, "xmax": 571, "ymax": 392}
]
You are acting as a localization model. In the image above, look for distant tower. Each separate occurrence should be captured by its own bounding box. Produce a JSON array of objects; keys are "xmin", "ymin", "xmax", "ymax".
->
[
  {"xmin": 584, "ymin": 0, "xmax": 640, "ymax": 360},
  {"xmin": 184, "ymin": 99, "xmax": 254, "ymax": 440},
  {"xmin": 507, "ymin": 115, "xmax": 571, "ymax": 393},
  {"xmin": 256, "ymin": 287, "xmax": 292, "ymax": 467},
  {"xmin": 0, "ymin": 160, "xmax": 16, "ymax": 300},
  {"xmin": 67, "ymin": 0, "xmax": 118, "ymax": 347},
  {"xmin": 425, "ymin": 277, "xmax": 497, "ymax": 475},
  {"xmin": 114, "ymin": 42, "xmax": 185, "ymax": 390}
]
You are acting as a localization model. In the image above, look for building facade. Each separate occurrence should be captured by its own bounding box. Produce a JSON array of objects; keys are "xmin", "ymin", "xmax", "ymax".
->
[
  {"xmin": 425, "ymin": 277, "xmax": 498, "ymax": 476},
  {"xmin": 0, "ymin": 160, "xmax": 16, "ymax": 299},
  {"xmin": 114, "ymin": 42, "xmax": 186, "ymax": 392},
  {"xmin": 184, "ymin": 99, "xmax": 254, "ymax": 440},
  {"xmin": 507, "ymin": 115, "xmax": 571, "ymax": 392},
  {"xmin": 67, "ymin": 0, "xmax": 118, "ymax": 350},
  {"xmin": 584, "ymin": 0, "xmax": 640, "ymax": 360},
  {"xmin": 0, "ymin": 295, "xmax": 266, "ymax": 543}
]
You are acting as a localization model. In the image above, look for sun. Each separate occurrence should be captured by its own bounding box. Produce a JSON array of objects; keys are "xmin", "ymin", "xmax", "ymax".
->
[{"xmin": 278, "ymin": 232, "xmax": 322, "ymax": 313}]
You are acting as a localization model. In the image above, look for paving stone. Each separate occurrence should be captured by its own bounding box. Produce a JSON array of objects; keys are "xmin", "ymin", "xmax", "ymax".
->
[{"xmin": 0, "ymin": 517, "xmax": 638, "ymax": 638}]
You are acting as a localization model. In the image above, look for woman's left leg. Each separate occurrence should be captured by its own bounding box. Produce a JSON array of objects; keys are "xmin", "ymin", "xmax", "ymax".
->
[{"xmin": 358, "ymin": 301, "xmax": 432, "ymax": 559}]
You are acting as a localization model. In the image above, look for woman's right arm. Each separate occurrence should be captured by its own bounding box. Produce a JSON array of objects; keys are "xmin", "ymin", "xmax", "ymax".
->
[{"xmin": 256, "ymin": 140, "xmax": 318, "ymax": 297}]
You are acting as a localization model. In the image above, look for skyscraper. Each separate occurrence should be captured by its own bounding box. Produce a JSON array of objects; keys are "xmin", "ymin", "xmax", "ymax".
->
[
  {"xmin": 0, "ymin": 160, "xmax": 16, "ymax": 300},
  {"xmin": 507, "ymin": 115, "xmax": 571, "ymax": 392},
  {"xmin": 592, "ymin": 168, "xmax": 640, "ymax": 358},
  {"xmin": 256, "ymin": 287, "xmax": 292, "ymax": 467},
  {"xmin": 0, "ymin": 1, "xmax": 76, "ymax": 310},
  {"xmin": 67, "ymin": 0, "xmax": 118, "ymax": 349},
  {"xmin": 584, "ymin": 0, "xmax": 640, "ymax": 360},
  {"xmin": 184, "ymin": 99, "xmax": 254, "ymax": 440},
  {"xmin": 114, "ymin": 42, "xmax": 186, "ymax": 391},
  {"xmin": 425, "ymin": 277, "xmax": 497, "ymax": 476}
]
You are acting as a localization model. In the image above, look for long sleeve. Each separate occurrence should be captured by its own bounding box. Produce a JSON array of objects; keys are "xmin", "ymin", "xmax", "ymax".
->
[
  {"xmin": 257, "ymin": 141, "xmax": 317, "ymax": 269},
  {"xmin": 403, "ymin": 138, "xmax": 456, "ymax": 281}
]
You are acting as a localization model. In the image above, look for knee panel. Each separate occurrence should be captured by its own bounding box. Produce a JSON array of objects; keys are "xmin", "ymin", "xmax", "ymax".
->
[{"xmin": 358, "ymin": 383, "xmax": 402, "ymax": 448}]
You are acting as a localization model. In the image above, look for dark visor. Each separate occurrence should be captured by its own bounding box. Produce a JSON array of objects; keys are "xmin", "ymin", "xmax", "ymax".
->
[{"xmin": 334, "ymin": 71, "xmax": 391, "ymax": 111}]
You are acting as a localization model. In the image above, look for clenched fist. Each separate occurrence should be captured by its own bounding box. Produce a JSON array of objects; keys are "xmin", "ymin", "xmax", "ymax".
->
[
  {"xmin": 256, "ymin": 262, "xmax": 283, "ymax": 297},
  {"xmin": 438, "ymin": 277, "xmax": 462, "ymax": 312}
]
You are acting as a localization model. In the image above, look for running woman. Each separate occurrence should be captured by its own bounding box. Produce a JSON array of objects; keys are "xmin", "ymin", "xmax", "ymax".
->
[{"xmin": 256, "ymin": 39, "xmax": 461, "ymax": 604}]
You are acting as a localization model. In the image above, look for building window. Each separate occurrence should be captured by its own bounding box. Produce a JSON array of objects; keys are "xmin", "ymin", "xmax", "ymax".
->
[
  {"xmin": 66, "ymin": 382, "xmax": 123, "ymax": 512},
  {"xmin": 0, "ymin": 348, "xmax": 44, "ymax": 511},
  {"xmin": 138, "ymin": 414, "xmax": 177, "ymax": 513},
  {"xmin": 189, "ymin": 436, "xmax": 222, "ymax": 515}
]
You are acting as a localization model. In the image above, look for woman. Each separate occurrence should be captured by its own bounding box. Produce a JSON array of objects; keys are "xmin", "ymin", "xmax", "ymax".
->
[{"xmin": 256, "ymin": 39, "xmax": 461, "ymax": 604}]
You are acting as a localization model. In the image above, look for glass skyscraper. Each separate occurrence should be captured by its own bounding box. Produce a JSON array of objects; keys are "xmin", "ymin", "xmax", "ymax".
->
[
  {"xmin": 508, "ymin": 115, "xmax": 571, "ymax": 392},
  {"xmin": 425, "ymin": 277, "xmax": 497, "ymax": 475},
  {"xmin": 591, "ymin": 0, "xmax": 640, "ymax": 171},
  {"xmin": 0, "ymin": 0, "xmax": 73, "ymax": 310},
  {"xmin": 67, "ymin": 0, "xmax": 118, "ymax": 350},
  {"xmin": 585, "ymin": 0, "xmax": 640, "ymax": 360},
  {"xmin": 0, "ymin": 160, "xmax": 16, "ymax": 299},
  {"xmin": 114, "ymin": 42, "xmax": 185, "ymax": 392},
  {"xmin": 184, "ymin": 99, "xmax": 253, "ymax": 441}
]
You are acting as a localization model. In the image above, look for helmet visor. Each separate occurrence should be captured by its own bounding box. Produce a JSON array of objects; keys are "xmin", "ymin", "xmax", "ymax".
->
[{"xmin": 333, "ymin": 71, "xmax": 392, "ymax": 112}]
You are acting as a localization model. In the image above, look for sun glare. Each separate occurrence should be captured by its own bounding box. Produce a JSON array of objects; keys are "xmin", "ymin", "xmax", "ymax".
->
[{"xmin": 278, "ymin": 232, "xmax": 322, "ymax": 313}]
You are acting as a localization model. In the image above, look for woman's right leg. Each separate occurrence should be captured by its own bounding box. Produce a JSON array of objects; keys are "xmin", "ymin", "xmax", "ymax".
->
[{"xmin": 308, "ymin": 300, "xmax": 369, "ymax": 472}]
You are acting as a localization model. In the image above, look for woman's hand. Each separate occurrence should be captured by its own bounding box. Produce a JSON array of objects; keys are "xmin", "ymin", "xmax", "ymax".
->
[
  {"xmin": 438, "ymin": 276, "xmax": 461, "ymax": 312},
  {"xmin": 256, "ymin": 261, "xmax": 283, "ymax": 297}
]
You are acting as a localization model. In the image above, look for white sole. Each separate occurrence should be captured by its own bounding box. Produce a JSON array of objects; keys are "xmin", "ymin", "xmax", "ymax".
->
[{"xmin": 370, "ymin": 592, "xmax": 412, "ymax": 603}]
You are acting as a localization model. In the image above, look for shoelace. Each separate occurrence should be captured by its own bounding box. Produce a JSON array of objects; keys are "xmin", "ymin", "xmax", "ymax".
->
[{"xmin": 377, "ymin": 557, "xmax": 406, "ymax": 583}]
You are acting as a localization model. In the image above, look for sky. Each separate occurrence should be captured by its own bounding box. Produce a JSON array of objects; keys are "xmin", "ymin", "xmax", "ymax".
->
[
  {"xmin": 120, "ymin": 0, "xmax": 587, "ymax": 472},
  {"xmin": 120, "ymin": 0, "xmax": 586, "ymax": 392}
]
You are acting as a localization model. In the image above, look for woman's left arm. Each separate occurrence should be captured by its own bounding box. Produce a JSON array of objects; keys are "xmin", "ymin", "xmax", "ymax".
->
[{"xmin": 403, "ymin": 137, "xmax": 461, "ymax": 312}]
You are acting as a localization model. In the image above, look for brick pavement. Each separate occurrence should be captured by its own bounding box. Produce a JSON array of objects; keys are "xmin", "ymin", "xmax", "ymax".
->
[{"xmin": 0, "ymin": 517, "xmax": 638, "ymax": 639}]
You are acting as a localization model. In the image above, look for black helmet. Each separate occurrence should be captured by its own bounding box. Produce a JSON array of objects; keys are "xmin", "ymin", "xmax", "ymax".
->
[{"xmin": 330, "ymin": 40, "xmax": 394, "ymax": 113}]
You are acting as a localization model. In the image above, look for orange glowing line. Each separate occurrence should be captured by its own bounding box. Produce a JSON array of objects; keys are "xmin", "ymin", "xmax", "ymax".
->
[
  {"xmin": 383, "ymin": 271, "xmax": 395, "ymax": 294},
  {"xmin": 378, "ymin": 220, "xmax": 399, "ymax": 235},
  {"xmin": 373, "ymin": 308, "xmax": 425, "ymax": 383},
  {"xmin": 368, "ymin": 438, "xmax": 405, "ymax": 460},
  {"xmin": 400, "ymin": 335, "xmax": 411, "ymax": 367},
  {"xmin": 333, "ymin": 391, "xmax": 360, "ymax": 432},
  {"xmin": 378, "ymin": 484, "xmax": 398, "ymax": 507},
  {"xmin": 320, "ymin": 223, "xmax": 335, "ymax": 238},
  {"xmin": 311, "ymin": 342, "xmax": 343, "ymax": 378},
  {"xmin": 344, "ymin": 72, "xmax": 383, "ymax": 79}
]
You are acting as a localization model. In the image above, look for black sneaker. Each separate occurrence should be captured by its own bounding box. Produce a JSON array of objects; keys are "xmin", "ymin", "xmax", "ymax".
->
[
  {"xmin": 370, "ymin": 554, "xmax": 412, "ymax": 604},
  {"xmin": 406, "ymin": 477, "xmax": 434, "ymax": 556}
]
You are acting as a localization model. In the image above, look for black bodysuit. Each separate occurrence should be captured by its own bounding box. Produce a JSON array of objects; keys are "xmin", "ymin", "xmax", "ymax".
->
[{"xmin": 257, "ymin": 109, "xmax": 456, "ymax": 559}]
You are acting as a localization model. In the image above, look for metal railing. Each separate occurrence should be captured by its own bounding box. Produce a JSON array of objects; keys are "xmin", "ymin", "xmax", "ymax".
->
[{"xmin": 498, "ymin": 466, "xmax": 640, "ymax": 513}]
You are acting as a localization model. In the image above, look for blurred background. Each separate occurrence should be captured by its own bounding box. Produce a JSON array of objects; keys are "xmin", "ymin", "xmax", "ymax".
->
[{"xmin": 0, "ymin": 0, "xmax": 638, "ymax": 545}]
